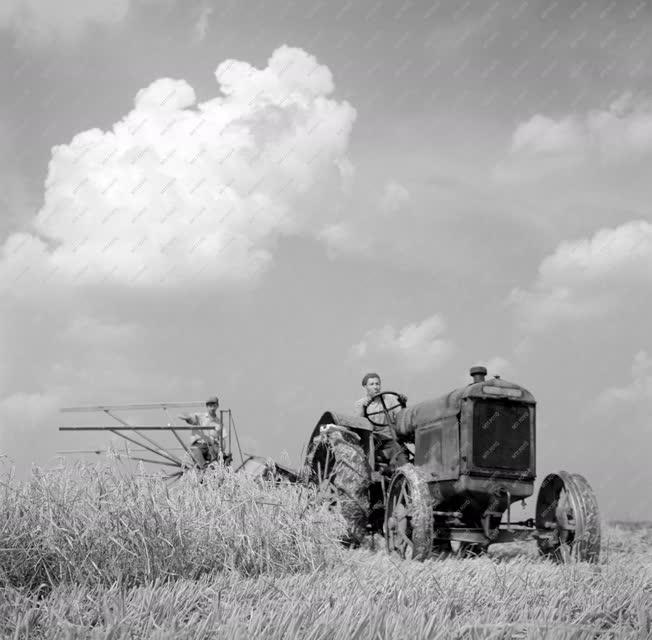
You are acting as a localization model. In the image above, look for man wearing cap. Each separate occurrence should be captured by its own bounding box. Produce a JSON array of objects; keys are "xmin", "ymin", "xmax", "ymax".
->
[
  {"xmin": 178, "ymin": 396, "xmax": 229, "ymax": 465},
  {"xmin": 354, "ymin": 373, "xmax": 410, "ymax": 469}
]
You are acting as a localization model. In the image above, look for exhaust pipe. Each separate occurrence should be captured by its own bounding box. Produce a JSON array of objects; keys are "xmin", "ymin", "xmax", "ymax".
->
[{"xmin": 470, "ymin": 366, "xmax": 487, "ymax": 383}]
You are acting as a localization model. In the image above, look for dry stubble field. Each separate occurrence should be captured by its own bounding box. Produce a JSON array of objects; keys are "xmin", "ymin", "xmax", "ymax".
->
[{"xmin": 0, "ymin": 462, "xmax": 650, "ymax": 640}]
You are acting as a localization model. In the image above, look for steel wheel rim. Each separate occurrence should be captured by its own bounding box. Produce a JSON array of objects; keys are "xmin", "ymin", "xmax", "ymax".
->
[
  {"xmin": 536, "ymin": 471, "xmax": 600, "ymax": 563},
  {"xmin": 386, "ymin": 475, "xmax": 415, "ymax": 559},
  {"xmin": 313, "ymin": 443, "xmax": 339, "ymax": 507}
]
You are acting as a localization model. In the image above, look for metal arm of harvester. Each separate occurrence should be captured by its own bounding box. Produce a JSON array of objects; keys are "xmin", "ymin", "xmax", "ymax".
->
[{"xmin": 58, "ymin": 402, "xmax": 244, "ymax": 479}]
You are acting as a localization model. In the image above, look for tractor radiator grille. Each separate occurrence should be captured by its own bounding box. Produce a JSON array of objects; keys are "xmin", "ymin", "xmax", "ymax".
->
[{"xmin": 472, "ymin": 400, "xmax": 531, "ymax": 471}]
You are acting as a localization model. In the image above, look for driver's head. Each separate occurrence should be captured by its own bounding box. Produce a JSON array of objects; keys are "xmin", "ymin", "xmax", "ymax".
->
[
  {"xmin": 206, "ymin": 395, "xmax": 219, "ymax": 416},
  {"xmin": 361, "ymin": 373, "xmax": 381, "ymax": 398}
]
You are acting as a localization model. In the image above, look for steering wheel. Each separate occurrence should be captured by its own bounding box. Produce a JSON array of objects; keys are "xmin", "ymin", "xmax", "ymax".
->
[{"xmin": 363, "ymin": 391, "xmax": 407, "ymax": 427}]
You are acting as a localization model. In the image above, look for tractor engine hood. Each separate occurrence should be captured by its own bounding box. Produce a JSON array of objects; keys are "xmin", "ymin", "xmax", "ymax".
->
[
  {"xmin": 394, "ymin": 377, "xmax": 535, "ymax": 437},
  {"xmin": 394, "ymin": 389, "xmax": 465, "ymax": 437}
]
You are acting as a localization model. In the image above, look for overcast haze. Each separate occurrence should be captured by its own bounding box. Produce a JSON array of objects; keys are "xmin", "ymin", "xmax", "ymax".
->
[{"xmin": 1, "ymin": 0, "xmax": 651, "ymax": 520}]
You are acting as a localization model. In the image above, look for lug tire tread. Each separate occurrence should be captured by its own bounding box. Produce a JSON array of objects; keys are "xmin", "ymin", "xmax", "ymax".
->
[
  {"xmin": 386, "ymin": 464, "xmax": 434, "ymax": 561},
  {"xmin": 306, "ymin": 430, "xmax": 371, "ymax": 545}
]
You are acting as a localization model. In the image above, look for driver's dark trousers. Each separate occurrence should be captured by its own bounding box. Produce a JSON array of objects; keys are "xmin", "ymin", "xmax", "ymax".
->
[{"xmin": 376, "ymin": 436, "xmax": 409, "ymax": 467}]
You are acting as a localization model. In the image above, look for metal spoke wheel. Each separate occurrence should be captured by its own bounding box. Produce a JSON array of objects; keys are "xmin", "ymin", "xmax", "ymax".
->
[
  {"xmin": 384, "ymin": 465, "xmax": 433, "ymax": 561},
  {"xmin": 536, "ymin": 471, "xmax": 601, "ymax": 563},
  {"xmin": 305, "ymin": 429, "xmax": 371, "ymax": 546},
  {"xmin": 312, "ymin": 443, "xmax": 340, "ymax": 507}
]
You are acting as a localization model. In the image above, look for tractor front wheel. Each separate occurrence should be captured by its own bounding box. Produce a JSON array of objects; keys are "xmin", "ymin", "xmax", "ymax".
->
[
  {"xmin": 535, "ymin": 471, "xmax": 601, "ymax": 563},
  {"xmin": 384, "ymin": 465, "xmax": 433, "ymax": 561}
]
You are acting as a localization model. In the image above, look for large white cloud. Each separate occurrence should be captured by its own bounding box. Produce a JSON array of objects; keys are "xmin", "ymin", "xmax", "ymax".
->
[
  {"xmin": 509, "ymin": 220, "xmax": 652, "ymax": 331},
  {"xmin": 349, "ymin": 314, "xmax": 455, "ymax": 373},
  {"xmin": 0, "ymin": 46, "xmax": 357, "ymax": 464},
  {"xmin": 0, "ymin": 46, "xmax": 356, "ymax": 293}
]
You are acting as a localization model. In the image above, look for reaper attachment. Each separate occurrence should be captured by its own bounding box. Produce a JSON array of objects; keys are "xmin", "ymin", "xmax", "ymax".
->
[{"xmin": 59, "ymin": 401, "xmax": 244, "ymax": 480}]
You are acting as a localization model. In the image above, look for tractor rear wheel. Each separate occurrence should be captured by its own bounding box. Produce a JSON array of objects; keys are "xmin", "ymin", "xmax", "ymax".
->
[
  {"xmin": 535, "ymin": 471, "xmax": 601, "ymax": 563},
  {"xmin": 305, "ymin": 430, "xmax": 371, "ymax": 546},
  {"xmin": 384, "ymin": 465, "xmax": 433, "ymax": 561}
]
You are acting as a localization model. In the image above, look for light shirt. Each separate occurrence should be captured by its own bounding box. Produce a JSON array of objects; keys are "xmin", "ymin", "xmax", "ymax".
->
[
  {"xmin": 354, "ymin": 396, "xmax": 401, "ymax": 440},
  {"xmin": 185, "ymin": 412, "xmax": 227, "ymax": 450}
]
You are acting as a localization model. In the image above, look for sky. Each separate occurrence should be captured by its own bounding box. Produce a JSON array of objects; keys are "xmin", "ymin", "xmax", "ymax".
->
[{"xmin": 0, "ymin": 0, "xmax": 651, "ymax": 521}]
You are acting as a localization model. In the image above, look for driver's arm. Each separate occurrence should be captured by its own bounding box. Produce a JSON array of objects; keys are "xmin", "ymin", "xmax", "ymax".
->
[{"xmin": 353, "ymin": 398, "xmax": 368, "ymax": 417}]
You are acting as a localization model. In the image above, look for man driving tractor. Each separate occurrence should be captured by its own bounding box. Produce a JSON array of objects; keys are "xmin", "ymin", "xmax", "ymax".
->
[
  {"xmin": 354, "ymin": 372, "xmax": 410, "ymax": 469},
  {"xmin": 178, "ymin": 395, "xmax": 231, "ymax": 466}
]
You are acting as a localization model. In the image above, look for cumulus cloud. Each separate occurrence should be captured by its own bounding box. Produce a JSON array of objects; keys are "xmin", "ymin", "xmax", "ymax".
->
[
  {"xmin": 0, "ymin": 46, "xmax": 356, "ymax": 465},
  {"xmin": 511, "ymin": 114, "xmax": 585, "ymax": 156},
  {"xmin": 509, "ymin": 220, "xmax": 652, "ymax": 331},
  {"xmin": 536, "ymin": 220, "xmax": 652, "ymax": 287},
  {"xmin": 349, "ymin": 314, "xmax": 454, "ymax": 373},
  {"xmin": 0, "ymin": 46, "xmax": 356, "ymax": 292},
  {"xmin": 0, "ymin": 0, "xmax": 131, "ymax": 46},
  {"xmin": 498, "ymin": 94, "xmax": 652, "ymax": 181}
]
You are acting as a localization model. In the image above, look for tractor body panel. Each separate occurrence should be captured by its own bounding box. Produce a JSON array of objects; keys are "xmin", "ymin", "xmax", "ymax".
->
[
  {"xmin": 429, "ymin": 476, "xmax": 535, "ymax": 513},
  {"xmin": 414, "ymin": 414, "xmax": 460, "ymax": 481},
  {"xmin": 398, "ymin": 376, "xmax": 536, "ymax": 516},
  {"xmin": 395, "ymin": 389, "xmax": 464, "ymax": 436},
  {"xmin": 394, "ymin": 377, "xmax": 535, "ymax": 439}
]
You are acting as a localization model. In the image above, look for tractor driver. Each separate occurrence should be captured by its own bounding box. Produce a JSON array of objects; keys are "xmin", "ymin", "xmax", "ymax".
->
[
  {"xmin": 354, "ymin": 373, "xmax": 410, "ymax": 469},
  {"xmin": 178, "ymin": 395, "xmax": 231, "ymax": 466}
]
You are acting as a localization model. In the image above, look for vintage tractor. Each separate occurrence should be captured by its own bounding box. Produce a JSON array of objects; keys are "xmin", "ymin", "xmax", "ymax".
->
[{"xmin": 304, "ymin": 366, "xmax": 601, "ymax": 562}]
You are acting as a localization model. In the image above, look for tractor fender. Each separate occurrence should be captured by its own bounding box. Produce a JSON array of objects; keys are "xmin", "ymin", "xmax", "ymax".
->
[
  {"xmin": 307, "ymin": 411, "xmax": 372, "ymax": 451},
  {"xmin": 319, "ymin": 423, "xmax": 361, "ymax": 441}
]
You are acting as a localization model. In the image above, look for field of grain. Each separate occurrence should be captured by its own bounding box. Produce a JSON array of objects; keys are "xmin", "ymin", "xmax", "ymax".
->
[{"xmin": 1, "ymin": 462, "xmax": 650, "ymax": 639}]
